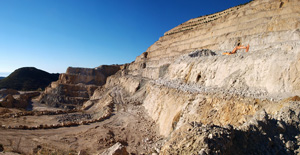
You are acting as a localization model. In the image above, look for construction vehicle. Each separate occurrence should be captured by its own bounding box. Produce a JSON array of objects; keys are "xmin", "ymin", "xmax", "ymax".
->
[{"xmin": 223, "ymin": 44, "xmax": 250, "ymax": 55}]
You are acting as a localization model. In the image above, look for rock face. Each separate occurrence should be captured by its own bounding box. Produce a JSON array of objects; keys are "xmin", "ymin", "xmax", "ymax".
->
[
  {"xmin": 60, "ymin": 66, "xmax": 121, "ymax": 86},
  {"xmin": 36, "ymin": 0, "xmax": 300, "ymax": 154},
  {"xmin": 133, "ymin": 0, "xmax": 300, "ymax": 97},
  {"xmin": 101, "ymin": 0, "xmax": 300, "ymax": 136},
  {"xmin": 0, "ymin": 91, "xmax": 40, "ymax": 109},
  {"xmin": 99, "ymin": 0, "xmax": 300, "ymax": 153},
  {"xmin": 39, "ymin": 65, "xmax": 120, "ymax": 109}
]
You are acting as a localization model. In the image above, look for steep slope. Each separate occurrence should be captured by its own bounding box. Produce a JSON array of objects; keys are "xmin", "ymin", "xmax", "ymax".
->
[
  {"xmin": 2, "ymin": 0, "xmax": 300, "ymax": 154},
  {"xmin": 39, "ymin": 65, "xmax": 121, "ymax": 109},
  {"xmin": 87, "ymin": 0, "xmax": 300, "ymax": 153},
  {"xmin": 0, "ymin": 67, "xmax": 59, "ymax": 91},
  {"xmin": 133, "ymin": 0, "xmax": 300, "ymax": 97}
]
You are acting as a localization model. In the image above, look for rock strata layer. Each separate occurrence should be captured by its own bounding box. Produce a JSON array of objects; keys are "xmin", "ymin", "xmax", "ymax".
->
[
  {"xmin": 39, "ymin": 65, "xmax": 120, "ymax": 109},
  {"xmin": 23, "ymin": 0, "xmax": 300, "ymax": 154}
]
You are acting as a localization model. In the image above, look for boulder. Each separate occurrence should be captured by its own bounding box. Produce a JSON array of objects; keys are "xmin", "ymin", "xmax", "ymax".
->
[{"xmin": 100, "ymin": 142, "xmax": 129, "ymax": 155}]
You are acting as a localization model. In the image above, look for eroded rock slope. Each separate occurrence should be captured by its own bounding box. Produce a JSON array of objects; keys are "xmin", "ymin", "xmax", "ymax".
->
[
  {"xmin": 90, "ymin": 0, "xmax": 300, "ymax": 154},
  {"xmin": 39, "ymin": 65, "xmax": 120, "ymax": 109},
  {"xmin": 8, "ymin": 0, "xmax": 300, "ymax": 154}
]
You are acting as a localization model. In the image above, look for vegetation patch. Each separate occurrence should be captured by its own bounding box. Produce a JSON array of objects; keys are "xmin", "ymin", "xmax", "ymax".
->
[{"xmin": 0, "ymin": 67, "xmax": 59, "ymax": 91}]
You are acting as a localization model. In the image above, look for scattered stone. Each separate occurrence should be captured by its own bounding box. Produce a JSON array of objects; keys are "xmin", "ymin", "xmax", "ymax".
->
[
  {"xmin": 199, "ymin": 149, "xmax": 207, "ymax": 155},
  {"xmin": 188, "ymin": 49, "xmax": 217, "ymax": 57},
  {"xmin": 277, "ymin": 121, "xmax": 286, "ymax": 133},
  {"xmin": 208, "ymin": 133, "xmax": 213, "ymax": 139},
  {"xmin": 56, "ymin": 113, "xmax": 92, "ymax": 123},
  {"xmin": 286, "ymin": 141, "xmax": 295, "ymax": 150},
  {"xmin": 100, "ymin": 142, "xmax": 129, "ymax": 155},
  {"xmin": 78, "ymin": 150, "xmax": 87, "ymax": 155}
]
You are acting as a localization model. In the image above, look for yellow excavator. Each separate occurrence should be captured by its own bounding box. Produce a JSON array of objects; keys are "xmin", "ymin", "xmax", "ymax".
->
[{"xmin": 223, "ymin": 44, "xmax": 250, "ymax": 55}]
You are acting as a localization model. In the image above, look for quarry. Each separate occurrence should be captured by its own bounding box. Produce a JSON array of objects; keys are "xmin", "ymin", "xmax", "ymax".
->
[{"xmin": 0, "ymin": 0, "xmax": 300, "ymax": 154}]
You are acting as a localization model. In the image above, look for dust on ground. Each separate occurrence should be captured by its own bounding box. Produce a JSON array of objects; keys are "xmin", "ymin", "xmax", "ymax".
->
[{"xmin": 0, "ymin": 100, "xmax": 162, "ymax": 155}]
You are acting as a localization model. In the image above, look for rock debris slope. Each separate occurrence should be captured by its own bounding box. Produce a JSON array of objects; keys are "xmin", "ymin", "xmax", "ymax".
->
[
  {"xmin": 2, "ymin": 0, "xmax": 300, "ymax": 154},
  {"xmin": 94, "ymin": 0, "xmax": 300, "ymax": 154},
  {"xmin": 84, "ymin": 0, "xmax": 300, "ymax": 154}
]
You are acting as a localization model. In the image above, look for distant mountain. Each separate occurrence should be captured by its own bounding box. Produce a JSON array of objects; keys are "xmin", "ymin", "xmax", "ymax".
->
[
  {"xmin": 0, "ymin": 77, "xmax": 5, "ymax": 80},
  {"xmin": 0, "ymin": 67, "xmax": 59, "ymax": 91}
]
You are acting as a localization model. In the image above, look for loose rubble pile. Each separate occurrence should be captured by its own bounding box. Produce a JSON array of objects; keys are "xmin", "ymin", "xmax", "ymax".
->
[
  {"xmin": 0, "ymin": 109, "xmax": 78, "ymax": 118},
  {"xmin": 0, "ymin": 111, "xmax": 111, "ymax": 130},
  {"xmin": 0, "ymin": 102, "xmax": 113, "ymax": 130},
  {"xmin": 161, "ymin": 106, "xmax": 300, "ymax": 154},
  {"xmin": 0, "ymin": 91, "xmax": 40, "ymax": 109},
  {"xmin": 188, "ymin": 49, "xmax": 217, "ymax": 57},
  {"xmin": 56, "ymin": 113, "xmax": 92, "ymax": 123}
]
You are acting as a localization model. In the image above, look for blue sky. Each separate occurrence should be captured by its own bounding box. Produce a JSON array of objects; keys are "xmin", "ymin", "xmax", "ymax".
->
[{"xmin": 0, "ymin": 0, "xmax": 251, "ymax": 76}]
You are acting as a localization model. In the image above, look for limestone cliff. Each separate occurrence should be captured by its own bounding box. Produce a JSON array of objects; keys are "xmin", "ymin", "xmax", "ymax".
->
[
  {"xmin": 133, "ymin": 0, "xmax": 300, "ymax": 97},
  {"xmin": 39, "ymin": 65, "xmax": 120, "ymax": 109},
  {"xmin": 102, "ymin": 0, "xmax": 300, "ymax": 153},
  {"xmin": 37, "ymin": 0, "xmax": 300, "ymax": 154},
  {"xmin": 104, "ymin": 0, "xmax": 300, "ymax": 137}
]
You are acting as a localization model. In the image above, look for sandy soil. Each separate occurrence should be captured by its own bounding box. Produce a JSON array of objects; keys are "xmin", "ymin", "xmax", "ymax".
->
[{"xmin": 0, "ymin": 101, "xmax": 162, "ymax": 155}]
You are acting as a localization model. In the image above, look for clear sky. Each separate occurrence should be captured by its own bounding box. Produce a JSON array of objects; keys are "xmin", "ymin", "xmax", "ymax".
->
[{"xmin": 0, "ymin": 0, "xmax": 251, "ymax": 76}]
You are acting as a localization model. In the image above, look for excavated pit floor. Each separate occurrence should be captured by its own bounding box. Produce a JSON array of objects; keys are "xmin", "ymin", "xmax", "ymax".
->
[{"xmin": 0, "ymin": 100, "xmax": 162, "ymax": 154}]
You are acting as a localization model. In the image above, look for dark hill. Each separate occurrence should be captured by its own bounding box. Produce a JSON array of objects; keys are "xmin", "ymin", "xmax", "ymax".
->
[{"xmin": 0, "ymin": 67, "xmax": 59, "ymax": 91}]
